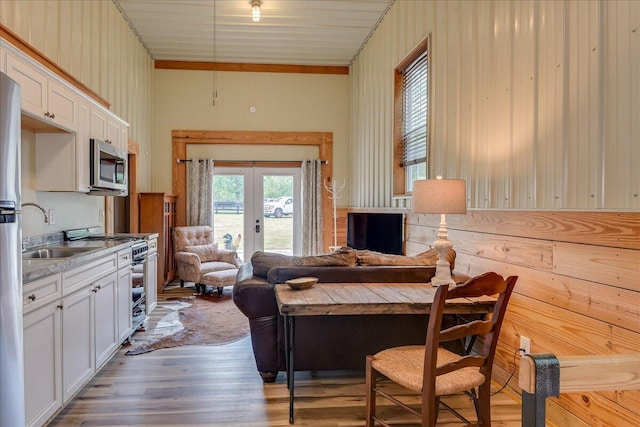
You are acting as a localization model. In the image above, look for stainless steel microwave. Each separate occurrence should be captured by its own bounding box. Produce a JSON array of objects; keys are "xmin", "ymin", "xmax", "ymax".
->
[{"xmin": 89, "ymin": 139, "xmax": 128, "ymax": 196}]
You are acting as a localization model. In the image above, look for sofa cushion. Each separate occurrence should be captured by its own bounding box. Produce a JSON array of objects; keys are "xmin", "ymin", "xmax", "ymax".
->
[
  {"xmin": 356, "ymin": 248, "xmax": 456, "ymax": 271},
  {"xmin": 251, "ymin": 248, "xmax": 357, "ymax": 278},
  {"xmin": 184, "ymin": 243, "xmax": 219, "ymax": 262}
]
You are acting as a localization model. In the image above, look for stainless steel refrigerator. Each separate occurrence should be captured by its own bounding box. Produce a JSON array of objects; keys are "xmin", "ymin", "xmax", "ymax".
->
[{"xmin": 0, "ymin": 71, "xmax": 26, "ymax": 426}]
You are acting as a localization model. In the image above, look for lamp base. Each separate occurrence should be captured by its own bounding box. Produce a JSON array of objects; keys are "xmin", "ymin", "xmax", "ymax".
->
[{"xmin": 429, "ymin": 238, "xmax": 456, "ymax": 287}]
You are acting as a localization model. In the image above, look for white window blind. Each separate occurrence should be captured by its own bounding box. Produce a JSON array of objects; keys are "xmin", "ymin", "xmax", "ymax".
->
[{"xmin": 401, "ymin": 50, "xmax": 428, "ymax": 167}]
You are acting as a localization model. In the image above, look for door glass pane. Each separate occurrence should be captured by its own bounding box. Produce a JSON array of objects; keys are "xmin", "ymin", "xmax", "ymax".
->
[
  {"xmin": 262, "ymin": 175, "xmax": 293, "ymax": 255},
  {"xmin": 213, "ymin": 175, "xmax": 244, "ymax": 262}
]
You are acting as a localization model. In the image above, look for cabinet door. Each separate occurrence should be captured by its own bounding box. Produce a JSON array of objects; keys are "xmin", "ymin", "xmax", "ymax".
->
[
  {"xmin": 107, "ymin": 117, "xmax": 121, "ymax": 148},
  {"xmin": 23, "ymin": 302, "xmax": 62, "ymax": 427},
  {"xmin": 145, "ymin": 251, "xmax": 158, "ymax": 314},
  {"xmin": 94, "ymin": 273, "xmax": 119, "ymax": 368},
  {"xmin": 117, "ymin": 266, "xmax": 133, "ymax": 344},
  {"xmin": 61, "ymin": 287, "xmax": 94, "ymax": 402},
  {"xmin": 6, "ymin": 53, "xmax": 47, "ymax": 118},
  {"xmin": 89, "ymin": 106, "xmax": 108, "ymax": 141},
  {"xmin": 47, "ymin": 79, "xmax": 78, "ymax": 131}
]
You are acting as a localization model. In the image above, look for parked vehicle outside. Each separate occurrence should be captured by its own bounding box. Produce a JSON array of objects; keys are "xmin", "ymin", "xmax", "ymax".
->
[{"xmin": 264, "ymin": 196, "xmax": 293, "ymax": 218}]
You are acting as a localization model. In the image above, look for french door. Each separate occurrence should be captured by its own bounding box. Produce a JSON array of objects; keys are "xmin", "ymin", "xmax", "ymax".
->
[{"xmin": 212, "ymin": 167, "xmax": 302, "ymax": 262}]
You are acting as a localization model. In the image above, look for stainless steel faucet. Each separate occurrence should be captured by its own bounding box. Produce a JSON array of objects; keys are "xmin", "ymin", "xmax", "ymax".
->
[{"xmin": 21, "ymin": 202, "xmax": 49, "ymax": 224}]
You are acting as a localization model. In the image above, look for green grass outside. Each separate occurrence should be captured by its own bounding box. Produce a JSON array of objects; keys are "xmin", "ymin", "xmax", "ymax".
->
[{"xmin": 213, "ymin": 213, "xmax": 293, "ymax": 256}]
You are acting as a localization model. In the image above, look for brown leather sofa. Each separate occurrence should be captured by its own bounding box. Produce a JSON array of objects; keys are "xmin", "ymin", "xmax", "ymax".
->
[{"xmin": 233, "ymin": 259, "xmax": 440, "ymax": 382}]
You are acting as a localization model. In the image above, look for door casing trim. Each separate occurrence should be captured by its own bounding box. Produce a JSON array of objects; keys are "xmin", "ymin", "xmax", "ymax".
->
[{"xmin": 172, "ymin": 130, "xmax": 333, "ymax": 252}]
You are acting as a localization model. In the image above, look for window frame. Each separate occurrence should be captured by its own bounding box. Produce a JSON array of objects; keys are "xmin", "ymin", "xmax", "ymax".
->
[{"xmin": 393, "ymin": 36, "xmax": 431, "ymax": 196}]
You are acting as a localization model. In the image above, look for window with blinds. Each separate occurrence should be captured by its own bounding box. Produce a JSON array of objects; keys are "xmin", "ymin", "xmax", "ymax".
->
[
  {"xmin": 401, "ymin": 50, "xmax": 428, "ymax": 168},
  {"xmin": 393, "ymin": 38, "xmax": 429, "ymax": 195}
]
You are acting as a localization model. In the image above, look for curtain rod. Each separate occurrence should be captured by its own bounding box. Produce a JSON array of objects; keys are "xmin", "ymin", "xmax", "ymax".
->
[{"xmin": 176, "ymin": 158, "xmax": 328, "ymax": 165}]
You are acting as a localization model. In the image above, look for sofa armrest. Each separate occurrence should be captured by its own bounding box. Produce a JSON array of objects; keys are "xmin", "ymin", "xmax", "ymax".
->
[
  {"xmin": 218, "ymin": 248, "xmax": 240, "ymax": 267},
  {"xmin": 232, "ymin": 263, "xmax": 279, "ymax": 318},
  {"xmin": 174, "ymin": 252, "xmax": 202, "ymax": 283}
]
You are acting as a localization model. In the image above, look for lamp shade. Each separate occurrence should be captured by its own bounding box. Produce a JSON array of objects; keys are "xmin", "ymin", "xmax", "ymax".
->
[{"xmin": 411, "ymin": 179, "xmax": 467, "ymax": 214}]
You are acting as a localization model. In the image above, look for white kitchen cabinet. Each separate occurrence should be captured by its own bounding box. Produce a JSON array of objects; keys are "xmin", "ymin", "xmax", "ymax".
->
[
  {"xmin": 90, "ymin": 106, "xmax": 129, "ymax": 152},
  {"xmin": 61, "ymin": 286, "xmax": 94, "ymax": 402},
  {"xmin": 94, "ymin": 272, "xmax": 119, "ymax": 368},
  {"xmin": 117, "ymin": 264, "xmax": 133, "ymax": 343},
  {"xmin": 89, "ymin": 106, "xmax": 108, "ymax": 141},
  {"xmin": 23, "ymin": 247, "xmax": 137, "ymax": 422},
  {"xmin": 5, "ymin": 52, "xmax": 78, "ymax": 132},
  {"xmin": 23, "ymin": 301, "xmax": 62, "ymax": 427},
  {"xmin": 34, "ymin": 98, "xmax": 91, "ymax": 193},
  {"xmin": 144, "ymin": 238, "xmax": 158, "ymax": 314}
]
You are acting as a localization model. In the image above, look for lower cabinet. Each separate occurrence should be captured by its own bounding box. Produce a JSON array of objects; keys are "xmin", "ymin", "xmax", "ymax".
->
[
  {"xmin": 61, "ymin": 286, "xmax": 94, "ymax": 402},
  {"xmin": 61, "ymin": 271, "xmax": 119, "ymax": 402},
  {"xmin": 93, "ymin": 273, "xmax": 118, "ymax": 368},
  {"xmin": 24, "ymin": 251, "xmax": 129, "ymax": 425},
  {"xmin": 23, "ymin": 301, "xmax": 62, "ymax": 427}
]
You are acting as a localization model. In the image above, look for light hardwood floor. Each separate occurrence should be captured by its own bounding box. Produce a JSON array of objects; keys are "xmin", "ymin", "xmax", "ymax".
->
[{"xmin": 48, "ymin": 284, "xmax": 523, "ymax": 426}]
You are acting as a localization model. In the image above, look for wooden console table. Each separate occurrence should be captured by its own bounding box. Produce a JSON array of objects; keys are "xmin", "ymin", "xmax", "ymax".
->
[{"xmin": 274, "ymin": 282, "xmax": 497, "ymax": 424}]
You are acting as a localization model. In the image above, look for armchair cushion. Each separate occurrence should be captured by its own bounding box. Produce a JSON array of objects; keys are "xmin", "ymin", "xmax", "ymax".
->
[{"xmin": 184, "ymin": 243, "xmax": 219, "ymax": 262}]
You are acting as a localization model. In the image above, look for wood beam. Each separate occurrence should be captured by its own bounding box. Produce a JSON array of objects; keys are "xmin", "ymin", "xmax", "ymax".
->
[{"xmin": 155, "ymin": 61, "xmax": 348, "ymax": 75}]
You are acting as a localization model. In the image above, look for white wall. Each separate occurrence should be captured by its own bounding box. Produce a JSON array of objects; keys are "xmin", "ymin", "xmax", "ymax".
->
[
  {"xmin": 153, "ymin": 69, "xmax": 350, "ymax": 203},
  {"xmin": 350, "ymin": 0, "xmax": 639, "ymax": 210}
]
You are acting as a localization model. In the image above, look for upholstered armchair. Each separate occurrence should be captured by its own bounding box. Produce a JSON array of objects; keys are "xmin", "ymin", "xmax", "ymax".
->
[{"xmin": 172, "ymin": 226, "xmax": 240, "ymax": 293}]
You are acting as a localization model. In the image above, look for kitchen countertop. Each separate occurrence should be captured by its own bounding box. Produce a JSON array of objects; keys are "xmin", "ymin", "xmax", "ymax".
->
[{"xmin": 22, "ymin": 233, "xmax": 158, "ymax": 284}]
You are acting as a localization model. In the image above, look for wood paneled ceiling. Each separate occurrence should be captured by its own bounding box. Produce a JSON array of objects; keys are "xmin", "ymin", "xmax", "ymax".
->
[{"xmin": 114, "ymin": 0, "xmax": 394, "ymax": 67}]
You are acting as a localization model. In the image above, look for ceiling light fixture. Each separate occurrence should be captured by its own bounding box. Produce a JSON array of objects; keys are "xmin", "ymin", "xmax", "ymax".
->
[{"xmin": 251, "ymin": 0, "xmax": 261, "ymax": 23}]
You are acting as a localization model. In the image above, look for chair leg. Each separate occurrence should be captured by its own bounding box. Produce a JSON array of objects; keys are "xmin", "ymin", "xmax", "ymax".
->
[
  {"xmin": 365, "ymin": 355, "xmax": 376, "ymax": 427},
  {"xmin": 180, "ymin": 280, "xmax": 184, "ymax": 287},
  {"xmin": 477, "ymin": 382, "xmax": 492, "ymax": 425}
]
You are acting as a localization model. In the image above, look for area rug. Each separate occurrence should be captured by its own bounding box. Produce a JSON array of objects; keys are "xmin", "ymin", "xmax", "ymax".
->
[{"xmin": 125, "ymin": 293, "xmax": 250, "ymax": 355}]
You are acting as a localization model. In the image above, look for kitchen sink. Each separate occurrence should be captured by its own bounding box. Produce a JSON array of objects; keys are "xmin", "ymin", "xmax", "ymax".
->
[{"xmin": 22, "ymin": 247, "xmax": 96, "ymax": 259}]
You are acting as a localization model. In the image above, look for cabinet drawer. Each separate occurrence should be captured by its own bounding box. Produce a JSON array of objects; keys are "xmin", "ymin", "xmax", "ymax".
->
[
  {"xmin": 117, "ymin": 249, "xmax": 132, "ymax": 269},
  {"xmin": 23, "ymin": 273, "xmax": 62, "ymax": 314},
  {"xmin": 62, "ymin": 254, "xmax": 117, "ymax": 296}
]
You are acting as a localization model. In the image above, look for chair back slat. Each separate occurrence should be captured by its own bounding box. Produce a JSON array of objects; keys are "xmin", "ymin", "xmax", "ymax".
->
[
  {"xmin": 436, "ymin": 356, "xmax": 485, "ymax": 376},
  {"xmin": 439, "ymin": 319, "xmax": 494, "ymax": 343},
  {"xmin": 447, "ymin": 272, "xmax": 509, "ymax": 299}
]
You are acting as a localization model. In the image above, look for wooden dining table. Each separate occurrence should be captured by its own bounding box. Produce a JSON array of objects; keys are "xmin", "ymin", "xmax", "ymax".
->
[{"xmin": 274, "ymin": 282, "xmax": 497, "ymax": 424}]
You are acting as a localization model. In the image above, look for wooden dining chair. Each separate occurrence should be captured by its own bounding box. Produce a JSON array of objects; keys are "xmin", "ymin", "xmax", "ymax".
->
[{"xmin": 365, "ymin": 272, "xmax": 518, "ymax": 426}]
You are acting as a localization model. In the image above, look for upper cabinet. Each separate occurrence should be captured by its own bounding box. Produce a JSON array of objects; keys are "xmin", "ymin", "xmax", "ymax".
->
[
  {"xmin": 1, "ymin": 38, "xmax": 129, "ymax": 192},
  {"xmin": 5, "ymin": 53, "xmax": 78, "ymax": 132},
  {"xmin": 90, "ymin": 107, "xmax": 128, "ymax": 152}
]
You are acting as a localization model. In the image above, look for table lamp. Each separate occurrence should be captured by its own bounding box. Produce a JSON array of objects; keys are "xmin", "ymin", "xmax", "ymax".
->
[{"xmin": 411, "ymin": 176, "xmax": 467, "ymax": 286}]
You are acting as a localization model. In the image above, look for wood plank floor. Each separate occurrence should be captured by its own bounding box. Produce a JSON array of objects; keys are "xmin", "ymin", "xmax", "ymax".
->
[{"xmin": 47, "ymin": 283, "xmax": 523, "ymax": 426}]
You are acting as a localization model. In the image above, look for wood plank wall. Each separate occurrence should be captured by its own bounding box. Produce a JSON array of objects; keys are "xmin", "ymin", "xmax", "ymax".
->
[{"xmin": 403, "ymin": 210, "xmax": 640, "ymax": 426}]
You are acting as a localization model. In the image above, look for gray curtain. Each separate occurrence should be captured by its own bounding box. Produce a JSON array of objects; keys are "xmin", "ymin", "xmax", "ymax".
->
[
  {"xmin": 186, "ymin": 159, "xmax": 215, "ymax": 227},
  {"xmin": 302, "ymin": 160, "xmax": 323, "ymax": 255}
]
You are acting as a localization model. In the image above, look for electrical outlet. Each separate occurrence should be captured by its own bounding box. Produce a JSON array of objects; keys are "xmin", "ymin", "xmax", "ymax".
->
[
  {"xmin": 99, "ymin": 209, "xmax": 105, "ymax": 222},
  {"xmin": 48, "ymin": 209, "xmax": 55, "ymax": 225},
  {"xmin": 520, "ymin": 335, "xmax": 531, "ymax": 355}
]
